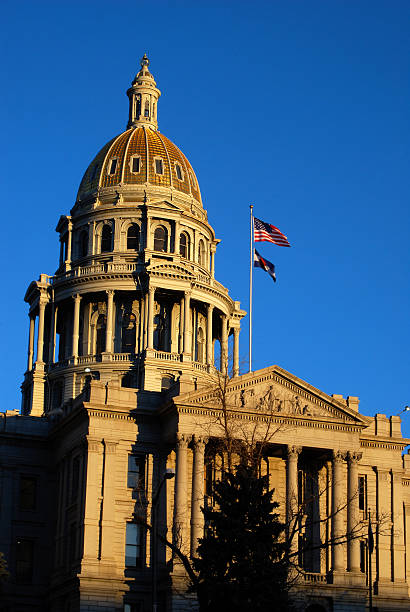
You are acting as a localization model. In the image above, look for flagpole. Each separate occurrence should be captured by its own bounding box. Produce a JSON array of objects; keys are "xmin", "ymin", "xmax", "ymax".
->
[
  {"xmin": 249, "ymin": 205, "xmax": 254, "ymax": 372},
  {"xmin": 368, "ymin": 509, "xmax": 373, "ymax": 612}
]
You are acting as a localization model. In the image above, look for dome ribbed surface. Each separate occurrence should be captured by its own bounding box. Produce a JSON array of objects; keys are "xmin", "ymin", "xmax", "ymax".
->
[{"xmin": 77, "ymin": 126, "xmax": 201, "ymax": 204}]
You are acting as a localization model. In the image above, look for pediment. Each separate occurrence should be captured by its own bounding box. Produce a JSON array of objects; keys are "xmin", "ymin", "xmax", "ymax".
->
[
  {"xmin": 175, "ymin": 365, "xmax": 367, "ymax": 426},
  {"xmin": 148, "ymin": 199, "xmax": 183, "ymax": 211}
]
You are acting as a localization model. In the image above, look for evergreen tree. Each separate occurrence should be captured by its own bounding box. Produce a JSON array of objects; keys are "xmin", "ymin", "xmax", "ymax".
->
[{"xmin": 192, "ymin": 464, "xmax": 290, "ymax": 612}]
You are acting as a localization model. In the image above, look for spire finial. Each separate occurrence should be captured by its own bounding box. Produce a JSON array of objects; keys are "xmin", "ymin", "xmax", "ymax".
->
[{"xmin": 140, "ymin": 53, "xmax": 149, "ymax": 68}]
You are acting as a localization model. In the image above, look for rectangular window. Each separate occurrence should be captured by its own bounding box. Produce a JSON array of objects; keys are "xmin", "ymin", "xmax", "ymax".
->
[
  {"xmin": 19, "ymin": 476, "xmax": 37, "ymax": 511},
  {"xmin": 15, "ymin": 539, "xmax": 34, "ymax": 583},
  {"xmin": 131, "ymin": 156, "xmax": 141, "ymax": 173},
  {"xmin": 125, "ymin": 523, "xmax": 141, "ymax": 566},
  {"xmin": 155, "ymin": 158, "xmax": 164, "ymax": 175},
  {"xmin": 71, "ymin": 457, "xmax": 80, "ymax": 503},
  {"xmin": 127, "ymin": 455, "xmax": 145, "ymax": 491},
  {"xmin": 358, "ymin": 475, "xmax": 367, "ymax": 512}
]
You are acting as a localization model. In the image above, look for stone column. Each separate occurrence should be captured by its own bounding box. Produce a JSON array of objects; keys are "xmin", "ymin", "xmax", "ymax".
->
[
  {"xmin": 147, "ymin": 286, "xmax": 155, "ymax": 350},
  {"xmin": 66, "ymin": 220, "xmax": 73, "ymax": 264},
  {"xmin": 72, "ymin": 294, "xmax": 82, "ymax": 358},
  {"xmin": 210, "ymin": 244, "xmax": 216, "ymax": 277},
  {"xmin": 347, "ymin": 451, "xmax": 362, "ymax": 572},
  {"xmin": 183, "ymin": 291, "xmax": 192, "ymax": 355},
  {"xmin": 174, "ymin": 220, "xmax": 180, "ymax": 254},
  {"xmin": 27, "ymin": 315, "xmax": 35, "ymax": 371},
  {"xmin": 286, "ymin": 445, "xmax": 301, "ymax": 561},
  {"xmin": 233, "ymin": 327, "xmax": 240, "ymax": 377},
  {"xmin": 105, "ymin": 290, "xmax": 114, "ymax": 353},
  {"xmin": 179, "ymin": 297, "xmax": 184, "ymax": 353},
  {"xmin": 220, "ymin": 314, "xmax": 228, "ymax": 374},
  {"xmin": 143, "ymin": 290, "xmax": 149, "ymax": 349},
  {"xmin": 332, "ymin": 450, "xmax": 346, "ymax": 572},
  {"xmin": 36, "ymin": 300, "xmax": 46, "ymax": 363},
  {"xmin": 48, "ymin": 301, "xmax": 56, "ymax": 365},
  {"xmin": 206, "ymin": 304, "xmax": 214, "ymax": 365},
  {"xmin": 191, "ymin": 436, "xmax": 207, "ymax": 557},
  {"xmin": 173, "ymin": 434, "xmax": 189, "ymax": 553},
  {"xmin": 376, "ymin": 468, "xmax": 391, "ymax": 582}
]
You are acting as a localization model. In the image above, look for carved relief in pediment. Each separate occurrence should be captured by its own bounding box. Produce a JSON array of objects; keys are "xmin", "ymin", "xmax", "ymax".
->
[{"xmin": 224, "ymin": 382, "xmax": 342, "ymax": 420}]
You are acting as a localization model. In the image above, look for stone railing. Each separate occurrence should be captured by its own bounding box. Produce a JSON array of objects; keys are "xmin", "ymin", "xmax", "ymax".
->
[
  {"xmin": 48, "ymin": 351, "xmax": 218, "ymax": 374},
  {"xmin": 152, "ymin": 351, "xmax": 182, "ymax": 362},
  {"xmin": 303, "ymin": 572, "xmax": 328, "ymax": 584},
  {"xmin": 51, "ymin": 262, "xmax": 138, "ymax": 284}
]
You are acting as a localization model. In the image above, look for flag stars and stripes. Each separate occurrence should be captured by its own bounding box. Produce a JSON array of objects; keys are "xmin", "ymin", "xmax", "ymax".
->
[{"xmin": 254, "ymin": 217, "xmax": 291, "ymax": 247}]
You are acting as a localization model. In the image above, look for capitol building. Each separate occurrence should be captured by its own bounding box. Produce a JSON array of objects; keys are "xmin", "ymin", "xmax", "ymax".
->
[{"xmin": 1, "ymin": 56, "xmax": 410, "ymax": 612}]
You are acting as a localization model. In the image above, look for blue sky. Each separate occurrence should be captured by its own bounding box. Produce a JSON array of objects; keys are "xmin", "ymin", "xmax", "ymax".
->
[{"xmin": 1, "ymin": 1, "xmax": 409, "ymax": 436}]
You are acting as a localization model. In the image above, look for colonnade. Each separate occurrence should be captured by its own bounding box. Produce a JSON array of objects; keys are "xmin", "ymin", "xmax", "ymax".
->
[
  {"xmin": 285, "ymin": 446, "xmax": 362, "ymax": 574},
  {"xmin": 26, "ymin": 285, "xmax": 240, "ymax": 375},
  {"xmin": 173, "ymin": 434, "xmax": 208, "ymax": 557}
]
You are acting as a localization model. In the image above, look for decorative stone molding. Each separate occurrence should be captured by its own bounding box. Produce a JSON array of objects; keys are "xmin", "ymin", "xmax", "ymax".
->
[
  {"xmin": 287, "ymin": 445, "xmax": 302, "ymax": 459},
  {"xmin": 332, "ymin": 449, "xmax": 347, "ymax": 464},
  {"xmin": 347, "ymin": 451, "xmax": 362, "ymax": 464}
]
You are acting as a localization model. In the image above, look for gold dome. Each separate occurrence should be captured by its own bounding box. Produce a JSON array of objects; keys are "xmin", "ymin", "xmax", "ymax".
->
[{"xmin": 77, "ymin": 126, "xmax": 202, "ymax": 205}]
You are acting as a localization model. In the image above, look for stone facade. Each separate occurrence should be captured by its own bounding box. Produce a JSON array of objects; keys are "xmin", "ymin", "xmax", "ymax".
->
[{"xmin": 1, "ymin": 56, "xmax": 410, "ymax": 612}]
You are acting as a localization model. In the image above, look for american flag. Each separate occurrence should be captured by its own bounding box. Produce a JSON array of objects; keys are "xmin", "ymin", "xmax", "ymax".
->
[{"xmin": 254, "ymin": 217, "xmax": 291, "ymax": 247}]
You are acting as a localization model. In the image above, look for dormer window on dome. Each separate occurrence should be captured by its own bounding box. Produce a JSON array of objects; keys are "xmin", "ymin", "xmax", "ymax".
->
[
  {"xmin": 175, "ymin": 162, "xmax": 183, "ymax": 181},
  {"xmin": 130, "ymin": 155, "xmax": 141, "ymax": 174},
  {"xmin": 108, "ymin": 158, "xmax": 118, "ymax": 176},
  {"xmin": 154, "ymin": 158, "xmax": 164, "ymax": 176}
]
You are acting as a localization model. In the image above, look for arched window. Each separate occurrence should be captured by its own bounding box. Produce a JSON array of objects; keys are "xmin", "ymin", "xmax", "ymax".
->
[
  {"xmin": 121, "ymin": 313, "xmax": 136, "ymax": 353},
  {"xmin": 196, "ymin": 327, "xmax": 205, "ymax": 363},
  {"xmin": 101, "ymin": 225, "xmax": 112, "ymax": 253},
  {"xmin": 144, "ymin": 99, "xmax": 150, "ymax": 117},
  {"xmin": 127, "ymin": 224, "xmax": 140, "ymax": 251},
  {"xmin": 154, "ymin": 226, "xmax": 168, "ymax": 252},
  {"xmin": 198, "ymin": 239, "xmax": 206, "ymax": 267},
  {"xmin": 179, "ymin": 232, "xmax": 190, "ymax": 259},
  {"xmin": 79, "ymin": 230, "xmax": 88, "ymax": 258},
  {"xmin": 96, "ymin": 314, "xmax": 106, "ymax": 354}
]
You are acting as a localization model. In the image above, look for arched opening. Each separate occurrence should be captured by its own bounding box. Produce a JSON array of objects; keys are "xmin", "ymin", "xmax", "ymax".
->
[
  {"xmin": 79, "ymin": 230, "xmax": 88, "ymax": 258},
  {"xmin": 154, "ymin": 226, "xmax": 168, "ymax": 252},
  {"xmin": 144, "ymin": 99, "xmax": 150, "ymax": 117},
  {"xmin": 121, "ymin": 313, "xmax": 136, "ymax": 353},
  {"xmin": 179, "ymin": 232, "xmax": 190, "ymax": 259},
  {"xmin": 127, "ymin": 224, "xmax": 140, "ymax": 251},
  {"xmin": 101, "ymin": 225, "xmax": 113, "ymax": 253},
  {"xmin": 198, "ymin": 239, "xmax": 206, "ymax": 267},
  {"xmin": 213, "ymin": 338, "xmax": 221, "ymax": 370},
  {"xmin": 96, "ymin": 314, "xmax": 106, "ymax": 354},
  {"xmin": 57, "ymin": 320, "xmax": 67, "ymax": 361}
]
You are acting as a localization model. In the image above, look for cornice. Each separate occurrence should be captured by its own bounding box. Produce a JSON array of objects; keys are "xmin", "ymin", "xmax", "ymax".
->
[{"xmin": 359, "ymin": 435, "xmax": 410, "ymax": 451}]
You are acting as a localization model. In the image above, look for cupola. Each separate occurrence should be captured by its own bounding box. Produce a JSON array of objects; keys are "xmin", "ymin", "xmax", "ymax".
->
[{"xmin": 126, "ymin": 54, "xmax": 161, "ymax": 130}]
